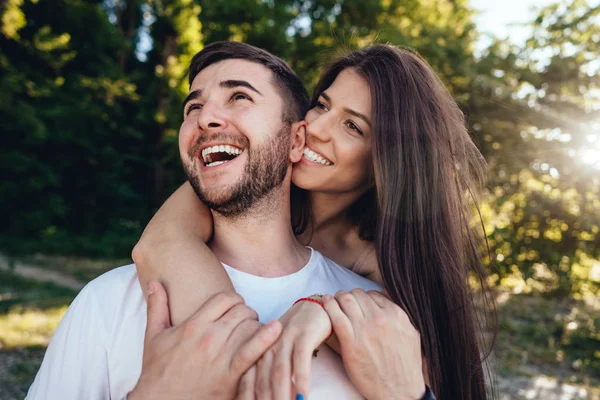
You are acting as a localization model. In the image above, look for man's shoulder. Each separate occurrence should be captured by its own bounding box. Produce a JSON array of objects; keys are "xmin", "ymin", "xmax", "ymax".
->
[
  {"xmin": 79, "ymin": 264, "xmax": 143, "ymax": 312},
  {"xmin": 85, "ymin": 263, "xmax": 139, "ymax": 293},
  {"xmin": 311, "ymin": 250, "xmax": 382, "ymax": 291}
]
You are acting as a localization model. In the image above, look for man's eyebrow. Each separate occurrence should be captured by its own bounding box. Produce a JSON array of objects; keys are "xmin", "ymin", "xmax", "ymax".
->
[
  {"xmin": 220, "ymin": 80, "xmax": 263, "ymax": 96},
  {"xmin": 183, "ymin": 89, "xmax": 202, "ymax": 109},
  {"xmin": 320, "ymin": 92, "xmax": 372, "ymax": 128}
]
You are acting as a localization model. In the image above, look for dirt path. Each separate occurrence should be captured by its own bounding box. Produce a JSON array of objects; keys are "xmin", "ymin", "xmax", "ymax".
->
[{"xmin": 0, "ymin": 254, "xmax": 85, "ymax": 291}]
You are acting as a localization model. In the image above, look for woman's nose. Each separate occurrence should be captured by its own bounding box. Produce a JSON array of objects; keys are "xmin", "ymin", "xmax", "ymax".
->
[{"xmin": 306, "ymin": 114, "xmax": 333, "ymax": 143}]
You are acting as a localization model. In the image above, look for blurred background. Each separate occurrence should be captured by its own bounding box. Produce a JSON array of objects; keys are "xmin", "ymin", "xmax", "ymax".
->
[{"xmin": 0, "ymin": 0, "xmax": 599, "ymax": 398}]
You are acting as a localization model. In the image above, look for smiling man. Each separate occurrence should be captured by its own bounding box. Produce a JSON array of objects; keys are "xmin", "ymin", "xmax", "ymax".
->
[{"xmin": 27, "ymin": 42, "xmax": 380, "ymax": 400}]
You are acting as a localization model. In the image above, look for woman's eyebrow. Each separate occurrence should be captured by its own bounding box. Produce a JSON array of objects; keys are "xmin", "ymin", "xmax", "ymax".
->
[
  {"xmin": 321, "ymin": 92, "xmax": 371, "ymax": 128},
  {"xmin": 345, "ymin": 108, "xmax": 372, "ymax": 128}
]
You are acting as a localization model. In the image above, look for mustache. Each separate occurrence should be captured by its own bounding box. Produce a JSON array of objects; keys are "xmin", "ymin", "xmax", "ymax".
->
[{"xmin": 189, "ymin": 132, "xmax": 250, "ymax": 158}]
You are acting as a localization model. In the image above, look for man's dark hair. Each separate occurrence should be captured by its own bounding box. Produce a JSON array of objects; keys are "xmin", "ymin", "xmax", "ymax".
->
[{"xmin": 188, "ymin": 41, "xmax": 309, "ymax": 123}]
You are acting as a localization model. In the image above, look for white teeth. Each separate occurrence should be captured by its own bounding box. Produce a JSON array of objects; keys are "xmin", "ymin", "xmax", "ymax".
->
[
  {"xmin": 201, "ymin": 144, "xmax": 244, "ymax": 165},
  {"xmin": 206, "ymin": 160, "xmax": 225, "ymax": 167},
  {"xmin": 303, "ymin": 147, "xmax": 332, "ymax": 166}
]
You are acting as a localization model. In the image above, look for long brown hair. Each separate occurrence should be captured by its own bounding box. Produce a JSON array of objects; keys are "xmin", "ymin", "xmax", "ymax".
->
[{"xmin": 293, "ymin": 44, "xmax": 497, "ymax": 399}]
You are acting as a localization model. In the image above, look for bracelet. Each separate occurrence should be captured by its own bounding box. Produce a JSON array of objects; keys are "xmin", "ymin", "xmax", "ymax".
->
[
  {"xmin": 293, "ymin": 297, "xmax": 325, "ymax": 308},
  {"xmin": 420, "ymin": 385, "xmax": 436, "ymax": 400},
  {"xmin": 292, "ymin": 296, "xmax": 332, "ymax": 343}
]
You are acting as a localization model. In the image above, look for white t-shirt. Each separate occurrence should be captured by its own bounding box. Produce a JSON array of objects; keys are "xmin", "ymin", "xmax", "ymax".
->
[{"xmin": 27, "ymin": 248, "xmax": 381, "ymax": 400}]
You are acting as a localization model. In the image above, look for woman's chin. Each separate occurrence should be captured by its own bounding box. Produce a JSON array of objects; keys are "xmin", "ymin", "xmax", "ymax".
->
[{"xmin": 291, "ymin": 166, "xmax": 319, "ymax": 191}]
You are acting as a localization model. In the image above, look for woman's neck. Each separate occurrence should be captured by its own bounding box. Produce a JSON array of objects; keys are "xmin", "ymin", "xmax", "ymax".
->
[{"xmin": 305, "ymin": 190, "xmax": 360, "ymax": 240}]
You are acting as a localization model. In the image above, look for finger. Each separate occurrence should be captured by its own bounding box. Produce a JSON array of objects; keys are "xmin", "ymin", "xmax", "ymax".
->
[
  {"xmin": 368, "ymin": 290, "xmax": 394, "ymax": 308},
  {"xmin": 272, "ymin": 341, "xmax": 293, "ymax": 400},
  {"xmin": 322, "ymin": 294, "xmax": 354, "ymax": 342},
  {"xmin": 256, "ymin": 348, "xmax": 274, "ymax": 399},
  {"xmin": 231, "ymin": 320, "xmax": 283, "ymax": 377},
  {"xmin": 381, "ymin": 288, "xmax": 393, "ymax": 300},
  {"xmin": 350, "ymin": 288, "xmax": 379, "ymax": 316},
  {"xmin": 217, "ymin": 303, "xmax": 259, "ymax": 337},
  {"xmin": 144, "ymin": 280, "xmax": 172, "ymax": 342},
  {"xmin": 334, "ymin": 290, "xmax": 364, "ymax": 322},
  {"xmin": 187, "ymin": 291, "xmax": 245, "ymax": 325},
  {"xmin": 236, "ymin": 365, "xmax": 257, "ymax": 400},
  {"xmin": 368, "ymin": 291, "xmax": 413, "ymax": 328},
  {"xmin": 292, "ymin": 339, "xmax": 314, "ymax": 400}
]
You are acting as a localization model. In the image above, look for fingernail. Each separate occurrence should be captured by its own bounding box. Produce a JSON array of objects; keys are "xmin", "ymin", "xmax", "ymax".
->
[
  {"xmin": 265, "ymin": 320, "xmax": 278, "ymax": 331},
  {"xmin": 296, "ymin": 394, "xmax": 304, "ymax": 400},
  {"xmin": 147, "ymin": 282, "xmax": 154, "ymax": 295},
  {"xmin": 322, "ymin": 294, "xmax": 332, "ymax": 301}
]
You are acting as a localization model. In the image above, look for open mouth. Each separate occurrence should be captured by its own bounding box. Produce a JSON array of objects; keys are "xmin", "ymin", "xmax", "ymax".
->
[
  {"xmin": 201, "ymin": 144, "xmax": 245, "ymax": 167},
  {"xmin": 303, "ymin": 147, "xmax": 333, "ymax": 166}
]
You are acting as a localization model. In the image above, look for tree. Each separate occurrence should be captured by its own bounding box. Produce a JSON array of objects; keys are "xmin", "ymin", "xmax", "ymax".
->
[
  {"xmin": 0, "ymin": 0, "xmax": 149, "ymax": 256},
  {"xmin": 469, "ymin": 0, "xmax": 600, "ymax": 294}
]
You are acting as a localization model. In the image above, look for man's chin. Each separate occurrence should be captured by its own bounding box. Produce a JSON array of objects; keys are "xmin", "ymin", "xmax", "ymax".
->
[{"xmin": 195, "ymin": 186, "xmax": 238, "ymax": 207}]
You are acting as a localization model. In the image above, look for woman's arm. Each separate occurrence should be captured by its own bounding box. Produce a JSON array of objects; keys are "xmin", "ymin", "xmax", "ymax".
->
[{"xmin": 132, "ymin": 182, "xmax": 235, "ymax": 325}]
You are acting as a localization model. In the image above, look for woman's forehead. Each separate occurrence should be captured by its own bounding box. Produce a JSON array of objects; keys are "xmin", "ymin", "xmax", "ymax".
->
[{"xmin": 323, "ymin": 69, "xmax": 371, "ymax": 117}]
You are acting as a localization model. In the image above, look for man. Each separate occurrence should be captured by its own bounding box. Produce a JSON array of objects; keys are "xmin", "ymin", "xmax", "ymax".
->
[{"xmin": 27, "ymin": 42, "xmax": 379, "ymax": 399}]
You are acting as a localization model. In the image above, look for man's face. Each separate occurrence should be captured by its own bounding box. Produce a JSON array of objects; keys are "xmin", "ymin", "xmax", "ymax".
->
[{"xmin": 179, "ymin": 59, "xmax": 291, "ymax": 217}]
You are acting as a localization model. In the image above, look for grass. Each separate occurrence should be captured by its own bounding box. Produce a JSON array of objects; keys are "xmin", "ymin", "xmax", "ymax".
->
[
  {"xmin": 0, "ymin": 270, "xmax": 76, "ymax": 349},
  {"xmin": 0, "ymin": 347, "xmax": 46, "ymax": 399},
  {"xmin": 495, "ymin": 290, "xmax": 600, "ymax": 388},
  {"xmin": 0, "ymin": 254, "xmax": 599, "ymax": 399},
  {"xmin": 0, "ymin": 270, "xmax": 81, "ymax": 399}
]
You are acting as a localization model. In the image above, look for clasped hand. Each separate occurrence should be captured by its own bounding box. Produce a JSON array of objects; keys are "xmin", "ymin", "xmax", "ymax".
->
[
  {"xmin": 132, "ymin": 285, "xmax": 425, "ymax": 400},
  {"xmin": 129, "ymin": 281, "xmax": 282, "ymax": 400}
]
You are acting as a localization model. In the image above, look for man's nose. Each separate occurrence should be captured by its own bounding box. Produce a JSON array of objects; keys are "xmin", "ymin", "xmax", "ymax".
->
[{"xmin": 197, "ymin": 104, "xmax": 228, "ymax": 133}]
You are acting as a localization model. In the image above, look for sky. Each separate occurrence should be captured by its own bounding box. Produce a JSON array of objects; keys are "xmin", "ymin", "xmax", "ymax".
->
[
  {"xmin": 468, "ymin": 0, "xmax": 555, "ymax": 52},
  {"xmin": 469, "ymin": 0, "xmax": 600, "ymax": 169}
]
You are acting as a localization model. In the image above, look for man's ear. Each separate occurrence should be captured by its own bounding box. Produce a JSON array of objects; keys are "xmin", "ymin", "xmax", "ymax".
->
[{"xmin": 289, "ymin": 120, "xmax": 307, "ymax": 163}]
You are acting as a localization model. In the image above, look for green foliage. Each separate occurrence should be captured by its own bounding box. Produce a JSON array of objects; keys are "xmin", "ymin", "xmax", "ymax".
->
[
  {"xmin": 496, "ymin": 292, "xmax": 600, "ymax": 383},
  {"xmin": 0, "ymin": 0, "xmax": 153, "ymax": 256},
  {"xmin": 469, "ymin": 0, "xmax": 600, "ymax": 296},
  {"xmin": 0, "ymin": 0, "xmax": 598, "ymax": 307}
]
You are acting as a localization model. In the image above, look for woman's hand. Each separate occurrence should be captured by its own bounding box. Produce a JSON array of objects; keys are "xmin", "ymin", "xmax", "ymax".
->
[
  {"xmin": 255, "ymin": 297, "xmax": 332, "ymax": 400},
  {"xmin": 323, "ymin": 289, "xmax": 426, "ymax": 400}
]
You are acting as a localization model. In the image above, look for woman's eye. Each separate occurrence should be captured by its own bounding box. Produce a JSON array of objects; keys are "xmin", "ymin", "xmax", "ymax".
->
[
  {"xmin": 346, "ymin": 121, "xmax": 363, "ymax": 135},
  {"xmin": 315, "ymin": 101, "xmax": 328, "ymax": 111}
]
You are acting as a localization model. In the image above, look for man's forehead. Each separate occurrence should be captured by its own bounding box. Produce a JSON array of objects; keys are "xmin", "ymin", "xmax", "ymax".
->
[{"xmin": 190, "ymin": 59, "xmax": 273, "ymax": 92}]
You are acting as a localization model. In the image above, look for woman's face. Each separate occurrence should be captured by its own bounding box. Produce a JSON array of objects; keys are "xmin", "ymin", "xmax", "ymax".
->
[{"xmin": 292, "ymin": 68, "xmax": 374, "ymax": 196}]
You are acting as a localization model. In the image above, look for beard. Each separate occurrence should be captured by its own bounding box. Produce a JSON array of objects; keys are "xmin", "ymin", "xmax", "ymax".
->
[{"xmin": 184, "ymin": 125, "xmax": 291, "ymax": 218}]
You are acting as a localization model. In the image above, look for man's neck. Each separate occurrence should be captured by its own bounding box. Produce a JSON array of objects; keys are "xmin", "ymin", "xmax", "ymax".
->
[{"xmin": 209, "ymin": 187, "xmax": 310, "ymax": 277}]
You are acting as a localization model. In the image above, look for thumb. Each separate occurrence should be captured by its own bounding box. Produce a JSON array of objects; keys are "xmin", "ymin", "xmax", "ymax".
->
[{"xmin": 144, "ymin": 280, "xmax": 172, "ymax": 341}]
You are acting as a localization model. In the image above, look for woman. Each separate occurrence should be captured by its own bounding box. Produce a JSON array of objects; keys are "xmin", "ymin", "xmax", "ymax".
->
[{"xmin": 134, "ymin": 44, "xmax": 496, "ymax": 399}]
